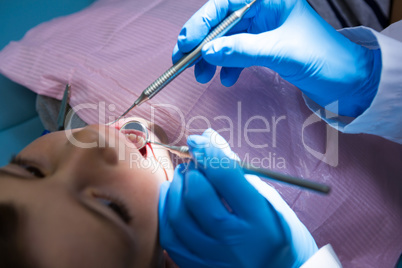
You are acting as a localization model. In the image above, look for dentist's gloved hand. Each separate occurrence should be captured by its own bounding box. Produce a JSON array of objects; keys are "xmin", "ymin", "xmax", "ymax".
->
[
  {"xmin": 159, "ymin": 129, "xmax": 317, "ymax": 268},
  {"xmin": 172, "ymin": 0, "xmax": 382, "ymax": 117}
]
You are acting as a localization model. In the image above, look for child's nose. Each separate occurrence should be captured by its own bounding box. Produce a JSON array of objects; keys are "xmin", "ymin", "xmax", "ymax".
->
[
  {"xmin": 64, "ymin": 125, "xmax": 119, "ymax": 167},
  {"xmin": 54, "ymin": 126, "xmax": 122, "ymax": 188}
]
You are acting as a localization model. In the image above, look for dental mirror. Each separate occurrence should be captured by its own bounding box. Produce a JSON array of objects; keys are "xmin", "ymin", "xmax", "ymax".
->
[
  {"xmin": 119, "ymin": 121, "xmax": 191, "ymax": 158},
  {"xmin": 119, "ymin": 121, "xmax": 149, "ymax": 150}
]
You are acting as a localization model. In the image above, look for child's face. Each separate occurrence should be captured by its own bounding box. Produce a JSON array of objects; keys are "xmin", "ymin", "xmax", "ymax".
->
[{"xmin": 0, "ymin": 118, "xmax": 174, "ymax": 267}]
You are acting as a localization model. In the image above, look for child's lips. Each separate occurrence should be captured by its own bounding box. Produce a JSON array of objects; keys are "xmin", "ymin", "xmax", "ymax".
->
[{"xmin": 108, "ymin": 118, "xmax": 128, "ymax": 130}]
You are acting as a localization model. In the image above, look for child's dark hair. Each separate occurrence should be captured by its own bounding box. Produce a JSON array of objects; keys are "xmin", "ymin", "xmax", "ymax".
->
[{"xmin": 0, "ymin": 203, "xmax": 34, "ymax": 268}]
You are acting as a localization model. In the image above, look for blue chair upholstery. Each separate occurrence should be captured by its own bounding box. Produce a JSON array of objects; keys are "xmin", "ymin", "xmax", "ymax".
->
[{"xmin": 0, "ymin": 0, "xmax": 95, "ymax": 166}]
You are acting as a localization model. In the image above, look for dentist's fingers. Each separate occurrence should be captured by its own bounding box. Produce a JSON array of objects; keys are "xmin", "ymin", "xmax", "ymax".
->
[
  {"xmin": 201, "ymin": 29, "xmax": 305, "ymax": 79},
  {"xmin": 177, "ymin": 0, "xmax": 255, "ymax": 53},
  {"xmin": 187, "ymin": 135, "xmax": 269, "ymax": 221},
  {"xmin": 194, "ymin": 58, "xmax": 216, "ymax": 84},
  {"xmin": 172, "ymin": 43, "xmax": 216, "ymax": 84},
  {"xmin": 220, "ymin": 66, "xmax": 243, "ymax": 87},
  {"xmin": 160, "ymin": 165, "xmax": 233, "ymax": 261},
  {"xmin": 183, "ymin": 166, "xmax": 241, "ymax": 237}
]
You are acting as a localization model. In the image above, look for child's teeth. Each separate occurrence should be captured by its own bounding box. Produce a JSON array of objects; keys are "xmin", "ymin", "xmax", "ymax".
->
[
  {"xmin": 127, "ymin": 134, "xmax": 137, "ymax": 142},
  {"xmin": 126, "ymin": 134, "xmax": 146, "ymax": 146}
]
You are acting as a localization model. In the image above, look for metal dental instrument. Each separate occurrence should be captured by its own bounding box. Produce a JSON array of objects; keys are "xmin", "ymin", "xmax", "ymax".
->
[
  {"xmin": 120, "ymin": 121, "xmax": 331, "ymax": 194},
  {"xmin": 175, "ymin": 147, "xmax": 330, "ymax": 194},
  {"xmin": 111, "ymin": 0, "xmax": 258, "ymax": 124},
  {"xmin": 120, "ymin": 120, "xmax": 191, "ymax": 158},
  {"xmin": 57, "ymin": 84, "xmax": 71, "ymax": 131}
]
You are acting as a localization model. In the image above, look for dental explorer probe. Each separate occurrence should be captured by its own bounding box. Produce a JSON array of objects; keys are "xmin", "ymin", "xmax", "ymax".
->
[
  {"xmin": 111, "ymin": 0, "xmax": 258, "ymax": 124},
  {"xmin": 158, "ymin": 144, "xmax": 331, "ymax": 194}
]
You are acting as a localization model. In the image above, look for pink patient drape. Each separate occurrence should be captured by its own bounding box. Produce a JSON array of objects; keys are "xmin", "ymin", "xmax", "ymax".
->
[{"xmin": 0, "ymin": 0, "xmax": 401, "ymax": 267}]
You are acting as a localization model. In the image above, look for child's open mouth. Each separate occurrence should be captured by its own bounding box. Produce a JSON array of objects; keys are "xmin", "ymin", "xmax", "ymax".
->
[{"xmin": 120, "ymin": 128, "xmax": 148, "ymax": 158}]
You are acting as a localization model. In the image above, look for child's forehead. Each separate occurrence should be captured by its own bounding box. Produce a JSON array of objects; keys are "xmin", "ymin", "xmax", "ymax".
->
[{"xmin": 21, "ymin": 130, "xmax": 70, "ymax": 153}]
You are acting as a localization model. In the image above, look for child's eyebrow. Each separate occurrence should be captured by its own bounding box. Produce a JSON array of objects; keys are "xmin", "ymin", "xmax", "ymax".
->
[{"xmin": 0, "ymin": 202, "xmax": 26, "ymax": 247}]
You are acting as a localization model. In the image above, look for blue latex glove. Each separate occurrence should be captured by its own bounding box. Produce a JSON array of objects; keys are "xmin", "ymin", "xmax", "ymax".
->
[
  {"xmin": 172, "ymin": 0, "xmax": 382, "ymax": 117},
  {"xmin": 159, "ymin": 129, "xmax": 317, "ymax": 267}
]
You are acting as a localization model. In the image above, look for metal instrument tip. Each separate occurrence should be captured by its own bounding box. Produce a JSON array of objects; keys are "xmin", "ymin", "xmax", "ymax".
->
[{"xmin": 107, "ymin": 104, "xmax": 137, "ymax": 126}]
